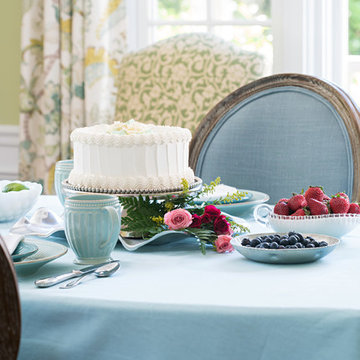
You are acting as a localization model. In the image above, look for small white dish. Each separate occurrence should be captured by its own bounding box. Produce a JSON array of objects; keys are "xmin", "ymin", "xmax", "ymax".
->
[
  {"xmin": 14, "ymin": 238, "xmax": 68, "ymax": 275},
  {"xmin": 254, "ymin": 204, "xmax": 360, "ymax": 238},
  {"xmin": 0, "ymin": 180, "xmax": 42, "ymax": 222},
  {"xmin": 231, "ymin": 232, "xmax": 339, "ymax": 264}
]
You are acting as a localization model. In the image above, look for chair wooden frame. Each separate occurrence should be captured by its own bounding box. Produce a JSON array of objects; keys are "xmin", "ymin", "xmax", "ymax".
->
[
  {"xmin": 0, "ymin": 235, "xmax": 21, "ymax": 360},
  {"xmin": 189, "ymin": 73, "xmax": 360, "ymax": 202}
]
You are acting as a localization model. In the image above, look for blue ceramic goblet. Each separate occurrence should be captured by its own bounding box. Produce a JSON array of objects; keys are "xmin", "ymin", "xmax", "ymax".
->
[{"xmin": 54, "ymin": 159, "xmax": 73, "ymax": 206}]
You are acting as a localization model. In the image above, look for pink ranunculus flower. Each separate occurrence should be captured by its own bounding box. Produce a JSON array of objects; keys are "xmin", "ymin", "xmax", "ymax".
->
[
  {"xmin": 215, "ymin": 235, "xmax": 234, "ymax": 253},
  {"xmin": 164, "ymin": 209, "xmax": 193, "ymax": 230}
]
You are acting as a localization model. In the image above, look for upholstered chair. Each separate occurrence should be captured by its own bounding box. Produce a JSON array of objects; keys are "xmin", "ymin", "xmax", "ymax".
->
[
  {"xmin": 0, "ymin": 235, "xmax": 21, "ymax": 359},
  {"xmin": 190, "ymin": 73, "xmax": 360, "ymax": 203},
  {"xmin": 115, "ymin": 33, "xmax": 265, "ymax": 133}
]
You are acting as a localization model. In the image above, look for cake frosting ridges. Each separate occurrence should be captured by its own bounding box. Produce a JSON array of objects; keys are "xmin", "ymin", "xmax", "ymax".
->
[
  {"xmin": 68, "ymin": 168, "xmax": 195, "ymax": 192},
  {"xmin": 68, "ymin": 120, "xmax": 195, "ymax": 192}
]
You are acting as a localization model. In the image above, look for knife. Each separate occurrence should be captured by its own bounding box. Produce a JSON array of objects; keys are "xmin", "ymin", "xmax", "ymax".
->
[{"xmin": 34, "ymin": 260, "xmax": 118, "ymax": 288}]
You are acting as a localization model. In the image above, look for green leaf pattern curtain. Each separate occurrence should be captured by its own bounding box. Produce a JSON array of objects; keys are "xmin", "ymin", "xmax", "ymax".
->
[{"xmin": 19, "ymin": 0, "xmax": 127, "ymax": 193}]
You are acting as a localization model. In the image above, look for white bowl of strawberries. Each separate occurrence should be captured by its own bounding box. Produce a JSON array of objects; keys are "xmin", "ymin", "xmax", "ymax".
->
[{"xmin": 254, "ymin": 186, "xmax": 360, "ymax": 238}]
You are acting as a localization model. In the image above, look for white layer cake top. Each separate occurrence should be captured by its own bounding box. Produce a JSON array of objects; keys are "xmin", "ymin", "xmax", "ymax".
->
[{"xmin": 71, "ymin": 119, "xmax": 192, "ymax": 146}]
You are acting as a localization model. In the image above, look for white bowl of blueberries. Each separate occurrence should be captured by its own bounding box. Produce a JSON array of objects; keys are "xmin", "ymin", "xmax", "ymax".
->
[{"xmin": 231, "ymin": 231, "xmax": 340, "ymax": 264}]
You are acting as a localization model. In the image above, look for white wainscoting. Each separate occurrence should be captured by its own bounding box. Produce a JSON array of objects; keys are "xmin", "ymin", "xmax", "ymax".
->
[{"xmin": 0, "ymin": 125, "xmax": 19, "ymax": 179}]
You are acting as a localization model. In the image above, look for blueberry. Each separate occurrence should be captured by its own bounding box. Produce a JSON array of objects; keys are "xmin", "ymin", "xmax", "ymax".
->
[
  {"xmin": 288, "ymin": 231, "xmax": 297, "ymax": 236},
  {"xmin": 306, "ymin": 236, "xmax": 315, "ymax": 241},
  {"xmin": 241, "ymin": 238, "xmax": 251, "ymax": 246},
  {"xmin": 318, "ymin": 241, "xmax": 328, "ymax": 247},
  {"xmin": 288, "ymin": 235, "xmax": 298, "ymax": 245},
  {"xmin": 306, "ymin": 243, "xmax": 315, "ymax": 248},
  {"xmin": 303, "ymin": 239, "xmax": 310, "ymax": 247},
  {"xmin": 256, "ymin": 244, "xmax": 262, "ymax": 248},
  {"xmin": 311, "ymin": 241, "xmax": 319, "ymax": 247},
  {"xmin": 250, "ymin": 238, "xmax": 261, "ymax": 247},
  {"xmin": 261, "ymin": 242, "xmax": 270, "ymax": 248},
  {"xmin": 278, "ymin": 245, "xmax": 285, "ymax": 249},
  {"xmin": 280, "ymin": 239, "xmax": 289, "ymax": 246},
  {"xmin": 296, "ymin": 233, "xmax": 305, "ymax": 242},
  {"xmin": 270, "ymin": 242, "xmax": 279, "ymax": 249},
  {"xmin": 288, "ymin": 245, "xmax": 297, "ymax": 249},
  {"xmin": 295, "ymin": 242, "xmax": 304, "ymax": 248}
]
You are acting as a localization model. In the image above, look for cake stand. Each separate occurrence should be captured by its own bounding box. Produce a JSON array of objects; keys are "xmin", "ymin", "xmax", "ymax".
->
[{"xmin": 62, "ymin": 177, "xmax": 203, "ymax": 241}]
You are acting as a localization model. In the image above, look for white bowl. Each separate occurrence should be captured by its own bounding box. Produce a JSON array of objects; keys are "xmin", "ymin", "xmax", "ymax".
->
[
  {"xmin": 254, "ymin": 204, "xmax": 360, "ymax": 238},
  {"xmin": 0, "ymin": 180, "xmax": 42, "ymax": 222}
]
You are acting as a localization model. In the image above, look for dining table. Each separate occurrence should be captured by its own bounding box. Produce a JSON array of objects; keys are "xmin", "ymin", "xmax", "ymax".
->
[{"xmin": 4, "ymin": 195, "xmax": 360, "ymax": 360}]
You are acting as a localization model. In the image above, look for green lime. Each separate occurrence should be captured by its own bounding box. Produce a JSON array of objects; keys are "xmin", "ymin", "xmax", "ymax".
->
[{"xmin": 2, "ymin": 182, "xmax": 29, "ymax": 193}]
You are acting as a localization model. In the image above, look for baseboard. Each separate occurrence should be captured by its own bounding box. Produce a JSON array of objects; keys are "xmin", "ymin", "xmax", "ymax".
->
[{"xmin": 0, "ymin": 125, "xmax": 19, "ymax": 179}]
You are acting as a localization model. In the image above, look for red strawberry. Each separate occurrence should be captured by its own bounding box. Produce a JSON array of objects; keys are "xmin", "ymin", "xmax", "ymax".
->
[
  {"xmin": 348, "ymin": 203, "xmax": 360, "ymax": 214},
  {"xmin": 323, "ymin": 194, "xmax": 331, "ymax": 201},
  {"xmin": 304, "ymin": 186, "xmax": 324, "ymax": 203},
  {"xmin": 288, "ymin": 194, "xmax": 307, "ymax": 211},
  {"xmin": 330, "ymin": 194, "xmax": 350, "ymax": 214},
  {"xmin": 274, "ymin": 201, "xmax": 290, "ymax": 215},
  {"xmin": 291, "ymin": 208, "xmax": 306, "ymax": 216},
  {"xmin": 334, "ymin": 192, "xmax": 349, "ymax": 202},
  {"xmin": 277, "ymin": 198, "xmax": 288, "ymax": 204},
  {"xmin": 308, "ymin": 198, "xmax": 329, "ymax": 215}
]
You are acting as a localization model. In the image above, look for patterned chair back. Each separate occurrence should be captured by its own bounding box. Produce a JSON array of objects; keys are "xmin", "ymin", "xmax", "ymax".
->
[
  {"xmin": 115, "ymin": 33, "xmax": 265, "ymax": 133},
  {"xmin": 190, "ymin": 74, "xmax": 360, "ymax": 203}
]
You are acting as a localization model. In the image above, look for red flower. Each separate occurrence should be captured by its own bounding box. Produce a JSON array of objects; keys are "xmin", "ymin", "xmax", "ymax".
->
[
  {"xmin": 190, "ymin": 214, "xmax": 202, "ymax": 228},
  {"xmin": 213, "ymin": 215, "xmax": 232, "ymax": 235},
  {"xmin": 204, "ymin": 205, "xmax": 221, "ymax": 220},
  {"xmin": 201, "ymin": 213, "xmax": 212, "ymax": 224}
]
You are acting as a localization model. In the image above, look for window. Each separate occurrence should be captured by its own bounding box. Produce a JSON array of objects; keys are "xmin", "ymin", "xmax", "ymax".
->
[
  {"xmin": 349, "ymin": 0, "xmax": 360, "ymax": 104},
  {"xmin": 128, "ymin": 0, "xmax": 360, "ymax": 104},
  {"xmin": 129, "ymin": 0, "xmax": 272, "ymax": 70}
]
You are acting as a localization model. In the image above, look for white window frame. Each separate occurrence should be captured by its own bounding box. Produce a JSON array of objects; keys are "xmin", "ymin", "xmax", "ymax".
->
[{"xmin": 127, "ymin": 0, "xmax": 350, "ymax": 91}]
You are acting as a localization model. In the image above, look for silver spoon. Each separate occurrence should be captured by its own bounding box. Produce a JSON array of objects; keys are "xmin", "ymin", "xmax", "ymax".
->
[{"xmin": 59, "ymin": 260, "xmax": 120, "ymax": 289}]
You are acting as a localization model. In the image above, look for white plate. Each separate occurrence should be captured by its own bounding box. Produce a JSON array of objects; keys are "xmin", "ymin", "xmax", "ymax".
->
[
  {"xmin": 212, "ymin": 190, "xmax": 269, "ymax": 217},
  {"xmin": 231, "ymin": 232, "xmax": 339, "ymax": 264},
  {"xmin": 14, "ymin": 238, "xmax": 68, "ymax": 275}
]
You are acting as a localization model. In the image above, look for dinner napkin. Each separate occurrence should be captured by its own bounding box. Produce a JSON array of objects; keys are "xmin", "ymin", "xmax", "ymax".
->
[
  {"xmin": 1, "ymin": 233, "xmax": 24, "ymax": 254},
  {"xmin": 196, "ymin": 184, "xmax": 239, "ymax": 202}
]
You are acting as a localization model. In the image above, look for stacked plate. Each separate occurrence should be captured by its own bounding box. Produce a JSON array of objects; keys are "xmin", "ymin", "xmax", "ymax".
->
[{"xmin": 194, "ymin": 184, "xmax": 269, "ymax": 217}]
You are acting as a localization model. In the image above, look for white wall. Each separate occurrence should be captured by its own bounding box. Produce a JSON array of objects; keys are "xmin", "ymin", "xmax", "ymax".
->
[{"xmin": 0, "ymin": 125, "xmax": 19, "ymax": 179}]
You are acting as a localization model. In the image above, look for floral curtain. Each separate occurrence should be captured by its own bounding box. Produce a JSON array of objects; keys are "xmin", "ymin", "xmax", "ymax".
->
[{"xmin": 19, "ymin": 0, "xmax": 127, "ymax": 194}]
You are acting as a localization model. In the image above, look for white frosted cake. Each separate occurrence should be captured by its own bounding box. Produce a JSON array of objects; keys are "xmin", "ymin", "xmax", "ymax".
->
[{"xmin": 68, "ymin": 120, "xmax": 195, "ymax": 192}]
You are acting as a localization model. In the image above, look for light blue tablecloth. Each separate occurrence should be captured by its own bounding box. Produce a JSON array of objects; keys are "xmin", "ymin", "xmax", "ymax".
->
[{"xmin": 6, "ymin": 196, "xmax": 360, "ymax": 360}]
